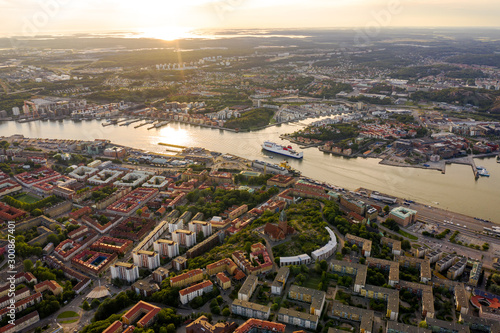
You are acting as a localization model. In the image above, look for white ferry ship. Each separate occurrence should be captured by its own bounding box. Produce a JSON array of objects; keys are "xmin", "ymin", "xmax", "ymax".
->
[{"xmin": 262, "ymin": 141, "xmax": 303, "ymax": 159}]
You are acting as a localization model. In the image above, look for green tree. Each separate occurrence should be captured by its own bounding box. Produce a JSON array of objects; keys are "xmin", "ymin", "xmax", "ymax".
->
[
  {"xmin": 32, "ymin": 208, "xmax": 43, "ymax": 216},
  {"xmin": 91, "ymin": 299, "xmax": 101, "ymax": 309},
  {"xmin": 222, "ymin": 308, "xmax": 231, "ymax": 316},
  {"xmin": 383, "ymin": 205, "xmax": 390, "ymax": 213},
  {"xmin": 23, "ymin": 259, "xmax": 34, "ymax": 272},
  {"xmin": 167, "ymin": 324, "xmax": 176, "ymax": 333},
  {"xmin": 82, "ymin": 300, "xmax": 91, "ymax": 311}
]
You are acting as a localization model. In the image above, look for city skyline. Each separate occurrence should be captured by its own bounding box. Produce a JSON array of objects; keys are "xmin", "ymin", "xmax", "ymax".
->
[{"xmin": 1, "ymin": 0, "xmax": 500, "ymax": 39}]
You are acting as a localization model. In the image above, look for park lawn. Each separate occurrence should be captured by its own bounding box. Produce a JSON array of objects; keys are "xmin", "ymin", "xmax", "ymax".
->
[
  {"xmin": 398, "ymin": 230, "xmax": 418, "ymax": 240},
  {"xmin": 301, "ymin": 274, "xmax": 323, "ymax": 290},
  {"xmin": 14, "ymin": 193, "xmax": 41, "ymax": 204},
  {"xmin": 57, "ymin": 311, "xmax": 79, "ymax": 319}
]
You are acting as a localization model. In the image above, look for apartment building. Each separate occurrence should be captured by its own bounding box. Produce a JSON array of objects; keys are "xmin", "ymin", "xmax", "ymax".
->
[
  {"xmin": 366, "ymin": 257, "xmax": 400, "ymax": 286},
  {"xmin": 380, "ymin": 237, "xmax": 402, "ymax": 256},
  {"xmin": 188, "ymin": 220, "xmax": 213, "ymax": 237},
  {"xmin": 110, "ymin": 262, "xmax": 139, "ymax": 283},
  {"xmin": 231, "ymin": 299, "xmax": 270, "ymax": 320},
  {"xmin": 179, "ymin": 280, "xmax": 214, "ymax": 305},
  {"xmin": 121, "ymin": 301, "xmax": 161, "ymax": 328},
  {"xmin": 153, "ymin": 239, "xmax": 179, "ymax": 258},
  {"xmin": 288, "ymin": 285, "xmax": 326, "ymax": 316},
  {"xmin": 271, "ymin": 267, "xmax": 290, "ymax": 295},
  {"xmin": 238, "ymin": 275, "xmax": 258, "ymax": 301},
  {"xmin": 216, "ymin": 273, "xmax": 231, "ymax": 290},
  {"xmin": 329, "ymin": 259, "xmax": 368, "ymax": 293},
  {"xmin": 133, "ymin": 250, "xmax": 160, "ymax": 270},
  {"xmin": 345, "ymin": 234, "xmax": 372, "ymax": 257},
  {"xmin": 330, "ymin": 301, "xmax": 374, "ymax": 333},
  {"xmin": 170, "ymin": 269, "xmax": 204, "ymax": 288},
  {"xmin": 172, "ymin": 229, "xmax": 197, "ymax": 248},
  {"xmin": 277, "ymin": 308, "xmax": 319, "ymax": 330}
]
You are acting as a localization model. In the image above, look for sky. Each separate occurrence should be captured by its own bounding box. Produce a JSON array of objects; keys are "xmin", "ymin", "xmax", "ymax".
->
[{"xmin": 1, "ymin": 0, "xmax": 500, "ymax": 39}]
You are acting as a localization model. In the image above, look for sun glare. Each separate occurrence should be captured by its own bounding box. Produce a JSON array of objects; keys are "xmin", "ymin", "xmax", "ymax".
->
[{"xmin": 134, "ymin": 26, "xmax": 196, "ymax": 41}]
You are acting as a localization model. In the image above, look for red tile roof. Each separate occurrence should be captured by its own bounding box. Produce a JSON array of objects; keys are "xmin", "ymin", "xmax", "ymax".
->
[
  {"xmin": 170, "ymin": 268, "xmax": 203, "ymax": 284},
  {"xmin": 179, "ymin": 280, "xmax": 213, "ymax": 296},
  {"xmin": 233, "ymin": 319, "xmax": 286, "ymax": 333}
]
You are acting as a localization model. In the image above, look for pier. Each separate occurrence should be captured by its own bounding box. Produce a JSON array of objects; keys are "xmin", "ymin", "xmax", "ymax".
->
[
  {"xmin": 119, "ymin": 119, "xmax": 142, "ymax": 126},
  {"xmin": 147, "ymin": 121, "xmax": 169, "ymax": 130},
  {"xmin": 158, "ymin": 142, "xmax": 187, "ymax": 149},
  {"xmin": 134, "ymin": 120, "xmax": 155, "ymax": 128},
  {"xmin": 445, "ymin": 156, "xmax": 479, "ymax": 178}
]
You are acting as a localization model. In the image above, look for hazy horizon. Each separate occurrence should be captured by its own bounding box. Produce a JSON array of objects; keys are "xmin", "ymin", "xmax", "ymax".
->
[{"xmin": 2, "ymin": 0, "xmax": 500, "ymax": 40}]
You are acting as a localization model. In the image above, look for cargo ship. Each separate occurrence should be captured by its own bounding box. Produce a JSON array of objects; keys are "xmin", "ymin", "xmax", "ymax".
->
[{"xmin": 262, "ymin": 141, "xmax": 303, "ymax": 159}]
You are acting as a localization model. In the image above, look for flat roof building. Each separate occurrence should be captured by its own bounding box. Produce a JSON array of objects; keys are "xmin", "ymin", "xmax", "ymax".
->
[
  {"xmin": 231, "ymin": 299, "xmax": 270, "ymax": 320},
  {"xmin": 345, "ymin": 234, "xmax": 372, "ymax": 257},
  {"xmin": 277, "ymin": 308, "xmax": 319, "ymax": 330},
  {"xmin": 389, "ymin": 207, "xmax": 418, "ymax": 226}
]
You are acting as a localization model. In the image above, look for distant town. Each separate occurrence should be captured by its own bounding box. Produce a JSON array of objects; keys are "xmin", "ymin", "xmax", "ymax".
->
[{"xmin": 1, "ymin": 29, "xmax": 500, "ymax": 333}]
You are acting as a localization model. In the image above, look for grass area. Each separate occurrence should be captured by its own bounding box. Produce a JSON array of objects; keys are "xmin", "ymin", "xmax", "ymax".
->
[
  {"xmin": 60, "ymin": 319, "xmax": 79, "ymax": 324},
  {"xmin": 301, "ymin": 275, "xmax": 322, "ymax": 290},
  {"xmin": 398, "ymin": 230, "xmax": 418, "ymax": 240},
  {"xmin": 14, "ymin": 193, "xmax": 40, "ymax": 204},
  {"xmin": 57, "ymin": 311, "xmax": 79, "ymax": 319}
]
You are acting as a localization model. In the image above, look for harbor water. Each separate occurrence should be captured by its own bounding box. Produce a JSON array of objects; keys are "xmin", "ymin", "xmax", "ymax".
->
[{"xmin": 0, "ymin": 118, "xmax": 499, "ymax": 223}]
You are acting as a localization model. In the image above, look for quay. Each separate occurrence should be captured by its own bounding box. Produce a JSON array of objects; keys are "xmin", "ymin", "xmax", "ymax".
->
[
  {"xmin": 134, "ymin": 120, "xmax": 155, "ymax": 128},
  {"xmin": 119, "ymin": 119, "xmax": 142, "ymax": 126},
  {"xmin": 158, "ymin": 142, "xmax": 187, "ymax": 149}
]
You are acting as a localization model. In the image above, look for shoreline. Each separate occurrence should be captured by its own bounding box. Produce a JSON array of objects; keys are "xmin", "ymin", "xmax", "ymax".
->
[{"xmin": 2, "ymin": 134, "xmax": 499, "ymax": 226}]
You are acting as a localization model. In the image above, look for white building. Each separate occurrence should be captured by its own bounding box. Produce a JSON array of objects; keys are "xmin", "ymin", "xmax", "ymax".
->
[
  {"xmin": 179, "ymin": 280, "xmax": 213, "ymax": 305},
  {"xmin": 188, "ymin": 220, "xmax": 213, "ymax": 238},
  {"xmin": 87, "ymin": 169, "xmax": 123, "ymax": 185},
  {"xmin": 311, "ymin": 227, "xmax": 337, "ymax": 261},
  {"xmin": 153, "ymin": 239, "xmax": 179, "ymax": 258},
  {"xmin": 168, "ymin": 219, "xmax": 184, "ymax": 233},
  {"xmin": 172, "ymin": 230, "xmax": 197, "ymax": 248},
  {"xmin": 68, "ymin": 166, "xmax": 99, "ymax": 181},
  {"xmin": 113, "ymin": 171, "xmax": 151, "ymax": 187},
  {"xmin": 110, "ymin": 262, "xmax": 139, "ymax": 283},
  {"xmin": 133, "ymin": 250, "xmax": 160, "ymax": 270},
  {"xmin": 133, "ymin": 220, "xmax": 169, "ymax": 253},
  {"xmin": 280, "ymin": 254, "xmax": 312, "ymax": 267},
  {"xmin": 143, "ymin": 176, "xmax": 170, "ymax": 189}
]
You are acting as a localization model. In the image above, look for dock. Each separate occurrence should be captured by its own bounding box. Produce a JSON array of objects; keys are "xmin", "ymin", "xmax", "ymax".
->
[
  {"xmin": 158, "ymin": 142, "xmax": 187, "ymax": 149},
  {"xmin": 147, "ymin": 121, "xmax": 169, "ymax": 130},
  {"xmin": 446, "ymin": 156, "xmax": 479, "ymax": 179},
  {"xmin": 101, "ymin": 120, "xmax": 117, "ymax": 127},
  {"xmin": 134, "ymin": 120, "xmax": 155, "ymax": 128},
  {"xmin": 119, "ymin": 119, "xmax": 142, "ymax": 126}
]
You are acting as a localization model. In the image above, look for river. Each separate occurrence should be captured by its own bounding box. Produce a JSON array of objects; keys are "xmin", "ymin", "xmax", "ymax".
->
[{"xmin": 1, "ymin": 118, "xmax": 499, "ymax": 223}]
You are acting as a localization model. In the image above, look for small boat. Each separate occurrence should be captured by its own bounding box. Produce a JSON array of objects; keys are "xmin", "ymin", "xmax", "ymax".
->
[{"xmin": 478, "ymin": 168, "xmax": 490, "ymax": 177}]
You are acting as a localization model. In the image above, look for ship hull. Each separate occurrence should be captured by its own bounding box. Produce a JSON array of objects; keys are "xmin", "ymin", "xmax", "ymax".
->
[{"xmin": 262, "ymin": 147, "xmax": 303, "ymax": 159}]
